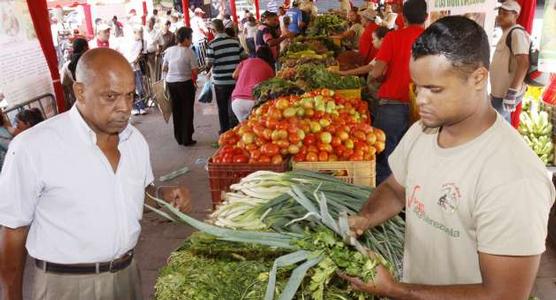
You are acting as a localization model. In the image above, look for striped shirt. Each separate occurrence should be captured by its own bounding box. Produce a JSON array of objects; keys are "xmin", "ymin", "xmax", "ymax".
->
[{"xmin": 206, "ymin": 33, "xmax": 245, "ymax": 86}]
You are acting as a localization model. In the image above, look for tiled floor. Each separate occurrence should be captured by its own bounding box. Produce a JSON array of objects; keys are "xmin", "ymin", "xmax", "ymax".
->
[{"xmin": 17, "ymin": 98, "xmax": 556, "ymax": 299}]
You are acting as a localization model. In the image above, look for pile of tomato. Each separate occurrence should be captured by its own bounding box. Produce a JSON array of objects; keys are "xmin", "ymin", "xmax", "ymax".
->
[{"xmin": 212, "ymin": 89, "xmax": 385, "ymax": 164}]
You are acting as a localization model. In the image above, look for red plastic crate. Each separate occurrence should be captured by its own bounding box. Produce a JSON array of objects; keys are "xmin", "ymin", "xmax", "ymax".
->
[{"xmin": 208, "ymin": 158, "xmax": 289, "ymax": 208}]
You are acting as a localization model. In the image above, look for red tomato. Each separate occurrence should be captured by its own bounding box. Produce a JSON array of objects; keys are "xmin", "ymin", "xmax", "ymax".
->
[
  {"xmin": 245, "ymin": 144, "xmax": 258, "ymax": 151},
  {"xmin": 304, "ymin": 134, "xmax": 317, "ymax": 146},
  {"xmin": 265, "ymin": 118, "xmax": 279, "ymax": 130},
  {"xmin": 275, "ymin": 139, "xmax": 290, "ymax": 149},
  {"xmin": 337, "ymin": 131, "xmax": 349, "ymax": 141},
  {"xmin": 318, "ymin": 143, "xmax": 333, "ymax": 153},
  {"xmin": 306, "ymin": 152, "xmax": 318, "ymax": 162},
  {"xmin": 268, "ymin": 108, "xmax": 283, "ymax": 120},
  {"xmin": 262, "ymin": 129, "xmax": 273, "ymax": 141},
  {"xmin": 250, "ymin": 149, "xmax": 261, "ymax": 159},
  {"xmin": 329, "ymin": 154, "xmax": 338, "ymax": 161},
  {"xmin": 220, "ymin": 145, "xmax": 234, "ymax": 154},
  {"xmin": 294, "ymin": 153, "xmax": 306, "ymax": 162},
  {"xmin": 222, "ymin": 153, "xmax": 234, "ymax": 163},
  {"xmin": 318, "ymin": 151, "xmax": 329, "ymax": 162},
  {"xmin": 307, "ymin": 145, "xmax": 318, "ymax": 154},
  {"xmin": 276, "ymin": 122, "xmax": 289, "ymax": 131},
  {"xmin": 271, "ymin": 155, "xmax": 284, "ymax": 165},
  {"xmin": 261, "ymin": 143, "xmax": 280, "ymax": 156},
  {"xmin": 331, "ymin": 137, "xmax": 342, "ymax": 147},
  {"xmin": 233, "ymin": 154, "xmax": 249, "ymax": 163},
  {"xmin": 252, "ymin": 125, "xmax": 266, "ymax": 137},
  {"xmin": 289, "ymin": 132, "xmax": 301, "ymax": 144},
  {"xmin": 353, "ymin": 130, "xmax": 367, "ymax": 141},
  {"xmin": 259, "ymin": 155, "xmax": 271, "ymax": 163},
  {"xmin": 287, "ymin": 123, "xmax": 299, "ymax": 134}
]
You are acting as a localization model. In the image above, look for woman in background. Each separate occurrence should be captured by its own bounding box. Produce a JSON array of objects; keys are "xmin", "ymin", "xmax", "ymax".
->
[
  {"xmin": 231, "ymin": 46, "xmax": 275, "ymax": 122},
  {"xmin": 163, "ymin": 27, "xmax": 199, "ymax": 146}
]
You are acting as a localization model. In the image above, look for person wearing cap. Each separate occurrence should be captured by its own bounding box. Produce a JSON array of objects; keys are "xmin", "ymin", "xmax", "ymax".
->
[
  {"xmin": 490, "ymin": 0, "xmax": 530, "ymax": 123},
  {"xmin": 91, "ymin": 23, "xmax": 111, "ymax": 49},
  {"xmin": 206, "ymin": 19, "xmax": 247, "ymax": 134},
  {"xmin": 358, "ymin": 8, "xmax": 380, "ymax": 64},
  {"xmin": 256, "ymin": 11, "xmax": 294, "ymax": 61},
  {"xmin": 191, "ymin": 7, "xmax": 209, "ymax": 58},
  {"xmin": 344, "ymin": 15, "xmax": 554, "ymax": 299}
]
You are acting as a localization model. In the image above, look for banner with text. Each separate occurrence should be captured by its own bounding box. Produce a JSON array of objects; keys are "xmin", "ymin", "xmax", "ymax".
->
[
  {"xmin": 539, "ymin": 0, "xmax": 556, "ymax": 73},
  {"xmin": 0, "ymin": 0, "xmax": 53, "ymax": 109},
  {"xmin": 427, "ymin": 0, "xmax": 498, "ymax": 43}
]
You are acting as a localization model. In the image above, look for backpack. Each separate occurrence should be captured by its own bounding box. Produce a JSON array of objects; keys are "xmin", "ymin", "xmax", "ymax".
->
[{"xmin": 505, "ymin": 26, "xmax": 549, "ymax": 87}]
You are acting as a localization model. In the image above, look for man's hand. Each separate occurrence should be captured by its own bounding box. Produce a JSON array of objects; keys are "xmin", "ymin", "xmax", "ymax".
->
[
  {"xmin": 503, "ymin": 87, "xmax": 520, "ymax": 112},
  {"xmin": 348, "ymin": 214, "xmax": 372, "ymax": 236},
  {"xmin": 338, "ymin": 264, "xmax": 397, "ymax": 297},
  {"xmin": 159, "ymin": 186, "xmax": 193, "ymax": 213}
]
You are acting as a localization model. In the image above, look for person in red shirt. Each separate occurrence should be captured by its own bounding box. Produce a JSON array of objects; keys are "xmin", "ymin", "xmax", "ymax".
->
[
  {"xmin": 358, "ymin": 8, "xmax": 379, "ymax": 64},
  {"xmin": 369, "ymin": 0, "xmax": 427, "ymax": 184}
]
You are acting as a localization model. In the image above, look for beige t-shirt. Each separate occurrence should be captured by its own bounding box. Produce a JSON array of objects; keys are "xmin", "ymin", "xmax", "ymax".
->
[
  {"xmin": 389, "ymin": 115, "xmax": 555, "ymax": 285},
  {"xmin": 490, "ymin": 25, "xmax": 530, "ymax": 98}
]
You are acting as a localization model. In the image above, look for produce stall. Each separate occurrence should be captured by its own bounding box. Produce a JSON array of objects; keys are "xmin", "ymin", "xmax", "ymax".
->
[
  {"xmin": 151, "ymin": 171, "xmax": 405, "ymax": 300},
  {"xmin": 152, "ymin": 11, "xmax": 399, "ymax": 299}
]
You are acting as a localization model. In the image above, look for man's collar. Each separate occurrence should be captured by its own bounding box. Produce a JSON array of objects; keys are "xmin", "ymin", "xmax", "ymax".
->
[{"xmin": 69, "ymin": 105, "xmax": 133, "ymax": 146}]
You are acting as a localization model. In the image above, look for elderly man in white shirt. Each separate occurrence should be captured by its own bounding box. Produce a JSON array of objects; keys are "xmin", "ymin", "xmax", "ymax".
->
[
  {"xmin": 0, "ymin": 48, "xmax": 191, "ymax": 300},
  {"xmin": 144, "ymin": 17, "xmax": 162, "ymax": 82}
]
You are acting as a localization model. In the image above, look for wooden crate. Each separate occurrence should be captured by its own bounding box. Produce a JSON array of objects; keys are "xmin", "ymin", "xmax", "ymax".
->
[
  {"xmin": 208, "ymin": 158, "xmax": 289, "ymax": 208},
  {"xmin": 292, "ymin": 160, "xmax": 376, "ymax": 188},
  {"xmin": 335, "ymin": 88, "xmax": 362, "ymax": 100}
]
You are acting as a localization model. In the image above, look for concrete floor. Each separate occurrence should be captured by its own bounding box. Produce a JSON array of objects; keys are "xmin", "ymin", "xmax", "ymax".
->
[{"xmin": 18, "ymin": 99, "xmax": 556, "ymax": 299}]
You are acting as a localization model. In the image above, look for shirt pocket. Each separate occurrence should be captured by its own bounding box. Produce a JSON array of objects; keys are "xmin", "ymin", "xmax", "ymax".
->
[{"xmin": 122, "ymin": 171, "xmax": 147, "ymax": 220}]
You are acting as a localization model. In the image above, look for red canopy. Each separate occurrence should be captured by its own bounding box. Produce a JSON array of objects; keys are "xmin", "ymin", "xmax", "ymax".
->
[
  {"xmin": 29, "ymin": 0, "xmax": 66, "ymax": 112},
  {"xmin": 47, "ymin": 0, "xmax": 86, "ymax": 8}
]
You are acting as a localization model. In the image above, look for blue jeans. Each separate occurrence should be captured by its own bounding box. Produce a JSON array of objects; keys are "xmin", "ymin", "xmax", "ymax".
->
[
  {"xmin": 373, "ymin": 102, "xmax": 410, "ymax": 185},
  {"xmin": 133, "ymin": 70, "xmax": 146, "ymax": 110},
  {"xmin": 491, "ymin": 96, "xmax": 512, "ymax": 123}
]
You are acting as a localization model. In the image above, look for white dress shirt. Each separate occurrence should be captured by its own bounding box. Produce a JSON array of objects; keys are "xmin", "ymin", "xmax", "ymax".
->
[
  {"xmin": 0, "ymin": 105, "xmax": 154, "ymax": 264},
  {"xmin": 163, "ymin": 45, "xmax": 198, "ymax": 83},
  {"xmin": 144, "ymin": 27, "xmax": 161, "ymax": 53}
]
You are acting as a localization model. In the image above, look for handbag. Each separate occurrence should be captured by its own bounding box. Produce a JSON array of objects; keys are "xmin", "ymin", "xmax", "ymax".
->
[{"xmin": 152, "ymin": 80, "xmax": 172, "ymax": 123}]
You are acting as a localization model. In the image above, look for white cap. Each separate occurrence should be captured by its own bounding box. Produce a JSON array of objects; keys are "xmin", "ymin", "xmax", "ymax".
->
[
  {"xmin": 500, "ymin": 0, "xmax": 521, "ymax": 14},
  {"xmin": 97, "ymin": 23, "xmax": 111, "ymax": 31}
]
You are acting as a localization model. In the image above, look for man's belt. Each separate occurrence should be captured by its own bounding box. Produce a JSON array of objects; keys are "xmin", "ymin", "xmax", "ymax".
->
[{"xmin": 34, "ymin": 250, "xmax": 134, "ymax": 274}]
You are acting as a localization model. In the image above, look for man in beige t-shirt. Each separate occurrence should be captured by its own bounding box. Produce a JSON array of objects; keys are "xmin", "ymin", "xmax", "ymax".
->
[
  {"xmin": 490, "ymin": 0, "xmax": 530, "ymax": 123},
  {"xmin": 343, "ymin": 16, "xmax": 554, "ymax": 299}
]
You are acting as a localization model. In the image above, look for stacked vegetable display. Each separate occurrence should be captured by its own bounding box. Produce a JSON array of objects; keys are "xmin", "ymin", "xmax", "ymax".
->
[
  {"xmin": 519, "ymin": 88, "xmax": 554, "ymax": 165},
  {"xmin": 152, "ymin": 171, "xmax": 405, "ymax": 300},
  {"xmin": 211, "ymin": 89, "xmax": 385, "ymax": 164}
]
